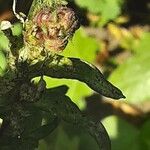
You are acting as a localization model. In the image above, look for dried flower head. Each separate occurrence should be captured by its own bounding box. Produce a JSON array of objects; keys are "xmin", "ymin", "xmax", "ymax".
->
[{"xmin": 24, "ymin": 6, "xmax": 80, "ymax": 52}]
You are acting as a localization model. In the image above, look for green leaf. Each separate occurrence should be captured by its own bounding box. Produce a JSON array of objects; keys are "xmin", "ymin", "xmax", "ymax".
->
[
  {"xmin": 99, "ymin": 0, "xmax": 122, "ymax": 25},
  {"xmin": 0, "ymin": 51, "xmax": 7, "ymax": 75},
  {"xmin": 0, "ymin": 31, "xmax": 9, "ymax": 51},
  {"xmin": 139, "ymin": 119, "xmax": 150, "ymax": 150},
  {"xmin": 36, "ymin": 89, "xmax": 82, "ymax": 123},
  {"xmin": 102, "ymin": 116, "xmax": 140, "ymax": 150},
  {"xmin": 45, "ymin": 78, "xmax": 91, "ymax": 109},
  {"xmin": 0, "ymin": 106, "xmax": 10, "ymax": 117},
  {"xmin": 45, "ymin": 28, "xmax": 99, "ymax": 108},
  {"xmin": 38, "ymin": 123, "xmax": 80, "ymax": 150},
  {"xmin": 40, "ymin": 90, "xmax": 110, "ymax": 150},
  {"xmin": 22, "ymin": 105, "xmax": 43, "ymax": 135},
  {"xmin": 25, "ymin": 118, "xmax": 59, "ymax": 140},
  {"xmin": 0, "ymin": 104, "xmax": 43, "ymax": 150},
  {"xmin": 63, "ymin": 28, "xmax": 99, "ymax": 62},
  {"xmin": 85, "ymin": 120, "xmax": 111, "ymax": 150},
  {"xmin": 36, "ymin": 89, "xmax": 110, "ymax": 150},
  {"xmin": 11, "ymin": 23, "xmax": 23, "ymax": 36},
  {"xmin": 51, "ymin": 126, "xmax": 79, "ymax": 150},
  {"xmin": 29, "ymin": 55, "xmax": 125, "ymax": 100},
  {"xmin": 75, "ymin": 0, "xmax": 122, "ymax": 25},
  {"xmin": 0, "ymin": 130, "xmax": 38, "ymax": 150},
  {"xmin": 133, "ymin": 32, "xmax": 150, "ymax": 54},
  {"xmin": 75, "ymin": 0, "xmax": 103, "ymax": 14},
  {"xmin": 109, "ymin": 51, "xmax": 150, "ymax": 103}
]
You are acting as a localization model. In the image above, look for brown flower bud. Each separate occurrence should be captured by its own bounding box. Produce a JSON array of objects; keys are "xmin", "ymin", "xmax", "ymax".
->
[
  {"xmin": 24, "ymin": 6, "xmax": 80, "ymax": 52},
  {"xmin": 33, "ymin": 9, "xmax": 53, "ymax": 26},
  {"xmin": 57, "ymin": 6, "xmax": 80, "ymax": 33}
]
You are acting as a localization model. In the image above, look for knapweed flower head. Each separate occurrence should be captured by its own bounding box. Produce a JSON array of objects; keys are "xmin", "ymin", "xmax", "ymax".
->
[{"xmin": 24, "ymin": 6, "xmax": 80, "ymax": 52}]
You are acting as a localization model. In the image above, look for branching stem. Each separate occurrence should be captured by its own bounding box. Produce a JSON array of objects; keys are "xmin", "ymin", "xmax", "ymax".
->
[{"xmin": 13, "ymin": 0, "xmax": 26, "ymax": 26}]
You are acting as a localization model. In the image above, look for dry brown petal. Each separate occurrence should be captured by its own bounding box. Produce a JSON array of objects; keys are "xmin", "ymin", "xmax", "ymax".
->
[
  {"xmin": 25, "ymin": 6, "xmax": 80, "ymax": 52},
  {"xmin": 44, "ymin": 38, "xmax": 68, "ymax": 52},
  {"xmin": 34, "ymin": 9, "xmax": 52, "ymax": 26}
]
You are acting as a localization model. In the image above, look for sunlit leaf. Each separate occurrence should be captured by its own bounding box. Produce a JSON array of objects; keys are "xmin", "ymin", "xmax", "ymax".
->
[
  {"xmin": 29, "ymin": 55, "xmax": 125, "ymax": 101},
  {"xmin": 99, "ymin": 0, "xmax": 122, "ymax": 25},
  {"xmin": 75, "ymin": 0, "xmax": 102, "ymax": 14},
  {"xmin": 75, "ymin": 0, "xmax": 123, "ymax": 25},
  {"xmin": 109, "ymin": 51, "xmax": 150, "ymax": 103},
  {"xmin": 63, "ymin": 28, "xmax": 99, "ymax": 62},
  {"xmin": 102, "ymin": 116, "xmax": 140, "ymax": 150},
  {"xmin": 133, "ymin": 32, "xmax": 150, "ymax": 54},
  {"xmin": 11, "ymin": 23, "xmax": 23, "ymax": 36},
  {"xmin": 0, "ymin": 51, "xmax": 7, "ymax": 75},
  {"xmin": 0, "ymin": 31, "xmax": 9, "ymax": 51},
  {"xmin": 44, "ymin": 28, "xmax": 99, "ymax": 108}
]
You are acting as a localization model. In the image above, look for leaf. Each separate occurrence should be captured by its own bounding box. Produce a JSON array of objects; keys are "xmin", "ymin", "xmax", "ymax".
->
[
  {"xmin": 21, "ymin": 104, "xmax": 43, "ymax": 135},
  {"xmin": 45, "ymin": 28, "xmax": 99, "ymax": 108},
  {"xmin": 75, "ymin": 0, "xmax": 122, "ymax": 25},
  {"xmin": 85, "ymin": 120, "xmax": 111, "ymax": 150},
  {"xmin": 45, "ymin": 78, "xmax": 91, "ymax": 109},
  {"xmin": 0, "ymin": 51, "xmax": 7, "ymax": 75},
  {"xmin": 0, "ymin": 104, "xmax": 43, "ymax": 150},
  {"xmin": 0, "ymin": 106, "xmax": 10, "ymax": 117},
  {"xmin": 44, "ymin": 85, "xmax": 69, "ymax": 95},
  {"xmin": 139, "ymin": 119, "xmax": 150, "ymax": 150},
  {"xmin": 38, "ymin": 124, "xmax": 80, "ymax": 150},
  {"xmin": 0, "ymin": 133, "xmax": 38, "ymax": 150},
  {"xmin": 57, "ymin": 96, "xmax": 111, "ymax": 150},
  {"xmin": 51, "ymin": 126, "xmax": 79, "ymax": 150},
  {"xmin": 0, "ymin": 31, "xmax": 9, "ymax": 51},
  {"xmin": 109, "ymin": 51, "xmax": 150, "ymax": 103},
  {"xmin": 133, "ymin": 32, "xmax": 150, "ymax": 54},
  {"xmin": 25, "ymin": 118, "xmax": 59, "ymax": 140},
  {"xmin": 102, "ymin": 116, "xmax": 140, "ymax": 150},
  {"xmin": 37, "ymin": 90, "xmax": 110, "ymax": 150},
  {"xmin": 99, "ymin": 0, "xmax": 122, "ymax": 25},
  {"xmin": 29, "ymin": 55, "xmax": 125, "ymax": 99},
  {"xmin": 78, "ymin": 132, "xmax": 100, "ymax": 150},
  {"xmin": 75, "ymin": 0, "xmax": 103, "ymax": 14},
  {"xmin": 11, "ymin": 23, "xmax": 23, "ymax": 36},
  {"xmin": 63, "ymin": 28, "xmax": 99, "ymax": 62}
]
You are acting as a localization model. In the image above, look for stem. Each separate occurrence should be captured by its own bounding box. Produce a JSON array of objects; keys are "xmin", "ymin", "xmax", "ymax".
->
[{"xmin": 12, "ymin": 0, "xmax": 25, "ymax": 24}]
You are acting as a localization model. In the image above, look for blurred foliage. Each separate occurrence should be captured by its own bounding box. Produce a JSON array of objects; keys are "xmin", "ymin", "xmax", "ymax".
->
[
  {"xmin": 0, "ymin": 0, "xmax": 150, "ymax": 149},
  {"xmin": 109, "ymin": 43, "xmax": 150, "ymax": 103},
  {"xmin": 109, "ymin": 32, "xmax": 150, "ymax": 103},
  {"xmin": 75, "ymin": 0, "xmax": 123, "ymax": 25},
  {"xmin": 38, "ymin": 122, "xmax": 100, "ymax": 150},
  {"xmin": 102, "ymin": 116, "xmax": 140, "ymax": 150}
]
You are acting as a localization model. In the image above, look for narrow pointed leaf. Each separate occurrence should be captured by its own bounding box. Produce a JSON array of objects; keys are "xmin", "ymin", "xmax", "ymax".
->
[
  {"xmin": 57, "ymin": 96, "xmax": 111, "ymax": 150},
  {"xmin": 43, "ymin": 91, "xmax": 111, "ymax": 150},
  {"xmin": 57, "ymin": 95, "xmax": 111, "ymax": 150},
  {"xmin": 29, "ymin": 54, "xmax": 125, "ymax": 99},
  {"xmin": 85, "ymin": 120, "xmax": 111, "ymax": 150},
  {"xmin": 25, "ymin": 118, "xmax": 59, "ymax": 140},
  {"xmin": 38, "ymin": 90, "xmax": 110, "ymax": 150}
]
